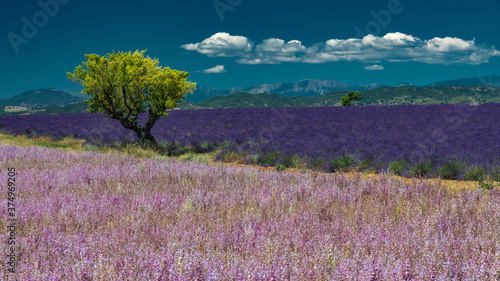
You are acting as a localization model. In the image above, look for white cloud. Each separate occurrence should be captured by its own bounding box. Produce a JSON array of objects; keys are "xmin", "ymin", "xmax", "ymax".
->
[
  {"xmin": 255, "ymin": 38, "xmax": 308, "ymax": 53},
  {"xmin": 181, "ymin": 32, "xmax": 253, "ymax": 57},
  {"xmin": 364, "ymin": 64, "xmax": 384, "ymax": 70},
  {"xmin": 182, "ymin": 32, "xmax": 500, "ymax": 65},
  {"xmin": 255, "ymin": 38, "xmax": 285, "ymax": 52},
  {"xmin": 202, "ymin": 65, "xmax": 226, "ymax": 74},
  {"xmin": 383, "ymin": 32, "xmax": 417, "ymax": 45},
  {"xmin": 425, "ymin": 37, "xmax": 476, "ymax": 52}
]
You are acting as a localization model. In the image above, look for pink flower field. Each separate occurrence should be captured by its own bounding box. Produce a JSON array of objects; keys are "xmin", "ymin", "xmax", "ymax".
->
[{"xmin": 1, "ymin": 142, "xmax": 500, "ymax": 280}]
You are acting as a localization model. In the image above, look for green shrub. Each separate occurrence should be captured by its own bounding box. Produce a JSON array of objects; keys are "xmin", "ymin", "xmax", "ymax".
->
[
  {"xmin": 329, "ymin": 155, "xmax": 354, "ymax": 172},
  {"xmin": 159, "ymin": 141, "xmax": 171, "ymax": 148},
  {"xmin": 358, "ymin": 159, "xmax": 372, "ymax": 171},
  {"xmin": 160, "ymin": 140, "xmax": 184, "ymax": 156},
  {"xmin": 261, "ymin": 152, "xmax": 280, "ymax": 166},
  {"xmin": 463, "ymin": 165, "xmax": 486, "ymax": 181},
  {"xmin": 310, "ymin": 158, "xmax": 325, "ymax": 170},
  {"xmin": 478, "ymin": 176, "xmax": 499, "ymax": 191},
  {"xmin": 158, "ymin": 141, "xmax": 175, "ymax": 156},
  {"xmin": 436, "ymin": 161, "xmax": 464, "ymax": 180},
  {"xmin": 83, "ymin": 143, "xmax": 99, "ymax": 152},
  {"xmin": 490, "ymin": 166, "xmax": 500, "ymax": 182},
  {"xmin": 199, "ymin": 141, "xmax": 209, "ymax": 150},
  {"xmin": 408, "ymin": 160, "xmax": 434, "ymax": 178},
  {"xmin": 220, "ymin": 149, "xmax": 234, "ymax": 160},
  {"xmin": 245, "ymin": 154, "xmax": 261, "ymax": 165},
  {"xmin": 388, "ymin": 159, "xmax": 408, "ymax": 176},
  {"xmin": 275, "ymin": 164, "xmax": 286, "ymax": 172},
  {"xmin": 221, "ymin": 150, "xmax": 246, "ymax": 163},
  {"xmin": 176, "ymin": 152, "xmax": 214, "ymax": 163},
  {"xmin": 283, "ymin": 154, "xmax": 305, "ymax": 169}
]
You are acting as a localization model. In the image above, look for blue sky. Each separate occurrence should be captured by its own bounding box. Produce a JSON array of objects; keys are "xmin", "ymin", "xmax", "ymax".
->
[{"xmin": 1, "ymin": 0, "xmax": 500, "ymax": 98}]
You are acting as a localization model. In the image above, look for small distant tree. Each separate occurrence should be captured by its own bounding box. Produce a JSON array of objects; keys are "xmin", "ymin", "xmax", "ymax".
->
[
  {"xmin": 67, "ymin": 50, "xmax": 196, "ymax": 147},
  {"xmin": 341, "ymin": 91, "xmax": 361, "ymax": 106}
]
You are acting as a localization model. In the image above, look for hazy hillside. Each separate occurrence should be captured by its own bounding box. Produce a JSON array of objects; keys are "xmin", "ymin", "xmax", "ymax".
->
[
  {"xmin": 226, "ymin": 79, "xmax": 381, "ymax": 96},
  {"xmin": 2, "ymin": 76, "xmax": 500, "ymax": 115},
  {"xmin": 179, "ymin": 92, "xmax": 344, "ymax": 109},
  {"xmin": 179, "ymin": 85, "xmax": 500, "ymax": 109},
  {"xmin": 36, "ymin": 103, "xmax": 90, "ymax": 114},
  {"xmin": 186, "ymin": 86, "xmax": 230, "ymax": 102},
  {"xmin": 426, "ymin": 74, "xmax": 500, "ymax": 87},
  {"xmin": 0, "ymin": 102, "xmax": 89, "ymax": 116},
  {"xmin": 185, "ymin": 75, "xmax": 500, "ymax": 103},
  {"xmin": 0, "ymin": 88, "xmax": 84, "ymax": 107},
  {"xmin": 355, "ymin": 85, "xmax": 500, "ymax": 105},
  {"xmin": 185, "ymin": 79, "xmax": 382, "ymax": 102},
  {"xmin": 4, "ymin": 85, "xmax": 498, "ymax": 114}
]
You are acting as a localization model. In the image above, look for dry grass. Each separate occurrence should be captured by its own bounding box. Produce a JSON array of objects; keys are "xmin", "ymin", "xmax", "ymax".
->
[
  {"xmin": 0, "ymin": 132, "xmax": 85, "ymax": 152},
  {"xmin": 208, "ymin": 158, "xmax": 492, "ymax": 192}
]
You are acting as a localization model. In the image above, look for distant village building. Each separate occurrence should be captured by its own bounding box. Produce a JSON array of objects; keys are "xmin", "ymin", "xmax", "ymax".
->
[{"xmin": 4, "ymin": 106, "xmax": 33, "ymax": 112}]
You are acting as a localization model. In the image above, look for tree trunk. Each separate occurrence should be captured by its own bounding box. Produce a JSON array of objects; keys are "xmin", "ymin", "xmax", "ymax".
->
[
  {"xmin": 135, "ymin": 127, "xmax": 157, "ymax": 147},
  {"xmin": 116, "ymin": 114, "xmax": 158, "ymax": 148}
]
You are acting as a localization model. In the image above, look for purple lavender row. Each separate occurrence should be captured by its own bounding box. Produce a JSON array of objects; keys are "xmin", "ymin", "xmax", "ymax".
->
[
  {"xmin": 1, "ymin": 143, "xmax": 499, "ymax": 279},
  {"xmin": 0, "ymin": 104, "xmax": 499, "ymax": 179}
]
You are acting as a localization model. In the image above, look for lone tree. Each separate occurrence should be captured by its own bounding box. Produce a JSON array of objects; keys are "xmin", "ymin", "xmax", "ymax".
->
[
  {"xmin": 341, "ymin": 91, "xmax": 361, "ymax": 106},
  {"xmin": 67, "ymin": 50, "xmax": 196, "ymax": 146}
]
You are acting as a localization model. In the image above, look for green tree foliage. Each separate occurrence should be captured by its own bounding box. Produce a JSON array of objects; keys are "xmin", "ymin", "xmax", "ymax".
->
[
  {"xmin": 341, "ymin": 91, "xmax": 361, "ymax": 106},
  {"xmin": 67, "ymin": 50, "xmax": 196, "ymax": 146}
]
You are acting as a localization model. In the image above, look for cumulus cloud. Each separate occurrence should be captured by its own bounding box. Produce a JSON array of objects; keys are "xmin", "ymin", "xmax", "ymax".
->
[
  {"xmin": 181, "ymin": 32, "xmax": 253, "ymax": 57},
  {"xmin": 182, "ymin": 32, "xmax": 500, "ymax": 65},
  {"xmin": 255, "ymin": 38, "xmax": 308, "ymax": 53},
  {"xmin": 202, "ymin": 65, "xmax": 226, "ymax": 74},
  {"xmin": 364, "ymin": 64, "xmax": 384, "ymax": 70}
]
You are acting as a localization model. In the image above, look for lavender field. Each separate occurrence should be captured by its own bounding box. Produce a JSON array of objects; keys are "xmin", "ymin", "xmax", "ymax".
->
[
  {"xmin": 1, "ymin": 142, "xmax": 500, "ymax": 280},
  {"xmin": 1, "ymin": 104, "xmax": 500, "ymax": 181}
]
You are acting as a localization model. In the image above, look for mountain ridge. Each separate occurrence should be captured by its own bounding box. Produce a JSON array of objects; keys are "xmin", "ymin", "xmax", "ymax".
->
[
  {"xmin": 178, "ymin": 85, "xmax": 500, "ymax": 109},
  {"xmin": 425, "ymin": 74, "xmax": 500, "ymax": 87},
  {"xmin": 0, "ymin": 88, "xmax": 84, "ymax": 108},
  {"xmin": 186, "ymin": 79, "xmax": 385, "ymax": 102},
  {"xmin": 186, "ymin": 74, "xmax": 500, "ymax": 102},
  {"xmin": 2, "ymin": 74, "xmax": 500, "ymax": 115}
]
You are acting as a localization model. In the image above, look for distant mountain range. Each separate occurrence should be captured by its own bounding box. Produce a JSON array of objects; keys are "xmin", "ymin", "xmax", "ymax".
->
[
  {"xmin": 0, "ymin": 88, "xmax": 84, "ymax": 108},
  {"xmin": 186, "ymin": 74, "xmax": 500, "ymax": 102},
  {"xmin": 425, "ymin": 74, "xmax": 500, "ymax": 87},
  {"xmin": 188, "ymin": 79, "xmax": 383, "ymax": 102},
  {"xmin": 1, "ymin": 74, "xmax": 499, "ymax": 115},
  {"xmin": 179, "ymin": 85, "xmax": 500, "ymax": 109}
]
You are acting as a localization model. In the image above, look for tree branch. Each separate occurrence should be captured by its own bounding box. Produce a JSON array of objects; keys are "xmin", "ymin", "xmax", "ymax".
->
[{"xmin": 122, "ymin": 87, "xmax": 134, "ymax": 120}]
